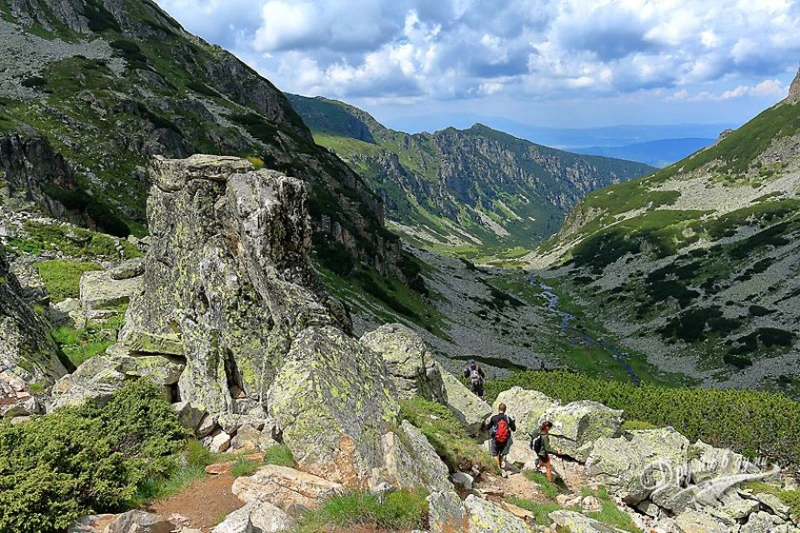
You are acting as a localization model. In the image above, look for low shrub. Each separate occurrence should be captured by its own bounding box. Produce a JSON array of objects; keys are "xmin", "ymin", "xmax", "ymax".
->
[
  {"xmin": 505, "ymin": 498, "xmax": 560, "ymax": 526},
  {"xmin": 0, "ymin": 380, "xmax": 187, "ymax": 533},
  {"xmin": 295, "ymin": 489, "xmax": 428, "ymax": 532},
  {"xmin": 35, "ymin": 260, "xmax": 102, "ymax": 302}
]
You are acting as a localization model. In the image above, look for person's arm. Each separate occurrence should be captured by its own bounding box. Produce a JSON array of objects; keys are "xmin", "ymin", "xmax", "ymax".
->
[
  {"xmin": 479, "ymin": 367, "xmax": 486, "ymax": 378},
  {"xmin": 463, "ymin": 367, "xmax": 470, "ymax": 378},
  {"xmin": 508, "ymin": 416, "xmax": 516, "ymax": 432}
]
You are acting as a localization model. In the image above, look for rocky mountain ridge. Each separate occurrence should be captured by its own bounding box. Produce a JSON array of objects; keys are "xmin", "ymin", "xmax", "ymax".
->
[
  {"xmin": 287, "ymin": 94, "xmax": 654, "ymax": 256},
  {"xmin": 526, "ymin": 71, "xmax": 800, "ymax": 395},
  {"xmin": 0, "ymin": 0, "xmax": 404, "ymax": 278}
]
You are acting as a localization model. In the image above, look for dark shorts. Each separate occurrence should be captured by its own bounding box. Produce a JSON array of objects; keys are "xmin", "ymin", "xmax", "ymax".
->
[
  {"xmin": 490, "ymin": 438, "xmax": 511, "ymax": 457},
  {"xmin": 470, "ymin": 383, "xmax": 484, "ymax": 397},
  {"xmin": 537, "ymin": 452, "xmax": 550, "ymax": 464}
]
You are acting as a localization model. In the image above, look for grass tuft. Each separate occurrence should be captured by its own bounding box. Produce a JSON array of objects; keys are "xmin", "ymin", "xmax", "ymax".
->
[{"xmin": 294, "ymin": 489, "xmax": 428, "ymax": 533}]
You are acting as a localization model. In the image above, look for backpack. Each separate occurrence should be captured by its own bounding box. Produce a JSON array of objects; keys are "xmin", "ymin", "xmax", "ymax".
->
[
  {"xmin": 494, "ymin": 416, "xmax": 510, "ymax": 444},
  {"xmin": 530, "ymin": 434, "xmax": 543, "ymax": 454},
  {"xmin": 470, "ymin": 368, "xmax": 483, "ymax": 386}
]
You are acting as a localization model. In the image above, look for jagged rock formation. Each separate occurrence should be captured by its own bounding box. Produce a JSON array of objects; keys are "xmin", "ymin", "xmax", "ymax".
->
[
  {"xmin": 788, "ymin": 66, "xmax": 800, "ymax": 104},
  {"xmin": 0, "ymin": 243, "xmax": 66, "ymax": 389},
  {"xmin": 0, "ymin": 0, "xmax": 401, "ymax": 274},
  {"xmin": 287, "ymin": 94, "xmax": 654, "ymax": 250}
]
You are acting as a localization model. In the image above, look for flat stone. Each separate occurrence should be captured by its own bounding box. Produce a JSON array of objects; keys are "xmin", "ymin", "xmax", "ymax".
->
[
  {"xmin": 232, "ymin": 464, "xmax": 343, "ymax": 510},
  {"xmin": 464, "ymin": 495, "xmax": 530, "ymax": 533},
  {"xmin": 109, "ymin": 257, "xmax": 145, "ymax": 280},
  {"xmin": 673, "ymin": 510, "xmax": 728, "ymax": 533},
  {"xmin": 80, "ymin": 270, "xmax": 142, "ymax": 310},
  {"xmin": 550, "ymin": 510, "xmax": 626, "ymax": 532}
]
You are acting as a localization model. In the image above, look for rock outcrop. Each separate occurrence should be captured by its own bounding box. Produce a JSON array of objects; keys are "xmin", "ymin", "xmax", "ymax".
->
[
  {"xmin": 788, "ymin": 66, "xmax": 800, "ymax": 104},
  {"xmin": 231, "ymin": 464, "xmax": 344, "ymax": 509},
  {"xmin": 119, "ymin": 155, "xmax": 342, "ymax": 415},
  {"xmin": 439, "ymin": 365, "xmax": 492, "ymax": 436},
  {"xmin": 0, "ymin": 244, "xmax": 67, "ymax": 392},
  {"xmin": 360, "ymin": 323, "xmax": 446, "ymax": 402},
  {"xmin": 540, "ymin": 400, "xmax": 623, "ymax": 462}
]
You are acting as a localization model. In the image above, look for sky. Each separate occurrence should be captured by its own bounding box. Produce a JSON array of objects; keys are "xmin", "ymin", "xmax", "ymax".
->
[{"xmin": 155, "ymin": 0, "xmax": 800, "ymax": 133}]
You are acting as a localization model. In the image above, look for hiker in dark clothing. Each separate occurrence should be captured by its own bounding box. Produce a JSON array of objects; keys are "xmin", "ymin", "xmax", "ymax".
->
[
  {"xmin": 487, "ymin": 403, "xmax": 516, "ymax": 476},
  {"xmin": 531, "ymin": 421, "xmax": 561, "ymax": 482},
  {"xmin": 463, "ymin": 359, "xmax": 486, "ymax": 398}
]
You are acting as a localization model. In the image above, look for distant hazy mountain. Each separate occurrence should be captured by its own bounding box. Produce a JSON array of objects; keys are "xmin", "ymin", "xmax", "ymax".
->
[
  {"xmin": 287, "ymin": 94, "xmax": 654, "ymax": 253},
  {"xmin": 574, "ymin": 138, "xmax": 716, "ymax": 167}
]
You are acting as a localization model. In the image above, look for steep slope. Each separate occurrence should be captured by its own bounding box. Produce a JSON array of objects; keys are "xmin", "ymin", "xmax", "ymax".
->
[
  {"xmin": 0, "ymin": 0, "xmax": 403, "ymax": 277},
  {"xmin": 530, "ymin": 71, "xmax": 800, "ymax": 396},
  {"xmin": 287, "ymin": 94, "xmax": 654, "ymax": 257}
]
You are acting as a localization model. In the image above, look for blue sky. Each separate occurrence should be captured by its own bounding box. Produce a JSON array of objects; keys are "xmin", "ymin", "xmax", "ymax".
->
[{"xmin": 156, "ymin": 0, "xmax": 800, "ymax": 132}]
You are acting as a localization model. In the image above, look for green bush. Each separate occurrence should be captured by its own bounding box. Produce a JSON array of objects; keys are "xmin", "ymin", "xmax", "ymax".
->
[
  {"xmin": 35, "ymin": 260, "xmax": 103, "ymax": 302},
  {"xmin": 0, "ymin": 380, "xmax": 187, "ymax": 533},
  {"xmin": 264, "ymin": 444, "xmax": 296, "ymax": 467},
  {"xmin": 622, "ymin": 420, "xmax": 658, "ymax": 431},
  {"xmin": 399, "ymin": 396, "xmax": 495, "ymax": 472},
  {"xmin": 486, "ymin": 371, "xmax": 800, "ymax": 468},
  {"xmin": 744, "ymin": 482, "xmax": 800, "ymax": 516},
  {"xmin": 295, "ymin": 489, "xmax": 428, "ymax": 532},
  {"xmin": 230, "ymin": 457, "xmax": 259, "ymax": 478}
]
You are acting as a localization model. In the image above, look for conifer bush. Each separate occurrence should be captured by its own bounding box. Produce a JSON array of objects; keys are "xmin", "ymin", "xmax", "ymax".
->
[{"xmin": 0, "ymin": 380, "xmax": 187, "ymax": 533}]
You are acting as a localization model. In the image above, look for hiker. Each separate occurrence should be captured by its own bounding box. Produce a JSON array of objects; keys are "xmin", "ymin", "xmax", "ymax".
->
[
  {"xmin": 463, "ymin": 359, "xmax": 486, "ymax": 398},
  {"xmin": 531, "ymin": 421, "xmax": 561, "ymax": 483},
  {"xmin": 488, "ymin": 403, "xmax": 516, "ymax": 477}
]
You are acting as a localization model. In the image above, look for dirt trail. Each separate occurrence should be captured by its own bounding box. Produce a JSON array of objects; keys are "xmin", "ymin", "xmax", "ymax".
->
[{"xmin": 147, "ymin": 473, "xmax": 243, "ymax": 532}]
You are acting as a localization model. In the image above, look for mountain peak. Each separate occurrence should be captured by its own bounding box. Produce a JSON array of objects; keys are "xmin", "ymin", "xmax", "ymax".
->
[{"xmin": 788, "ymin": 64, "xmax": 800, "ymax": 103}]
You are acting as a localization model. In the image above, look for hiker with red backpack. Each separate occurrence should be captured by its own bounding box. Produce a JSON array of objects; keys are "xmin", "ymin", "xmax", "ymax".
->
[{"xmin": 487, "ymin": 403, "xmax": 516, "ymax": 477}]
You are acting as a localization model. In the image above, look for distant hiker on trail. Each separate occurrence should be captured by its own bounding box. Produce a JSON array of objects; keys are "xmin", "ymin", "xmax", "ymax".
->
[
  {"xmin": 463, "ymin": 359, "xmax": 485, "ymax": 398},
  {"xmin": 531, "ymin": 421, "xmax": 562, "ymax": 483},
  {"xmin": 488, "ymin": 403, "xmax": 516, "ymax": 477}
]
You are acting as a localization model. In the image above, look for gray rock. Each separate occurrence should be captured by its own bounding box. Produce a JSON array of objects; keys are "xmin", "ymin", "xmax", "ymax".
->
[
  {"xmin": 491, "ymin": 386, "xmax": 558, "ymax": 465},
  {"xmin": 249, "ymin": 500, "xmax": 295, "ymax": 532},
  {"xmin": 463, "ymin": 495, "xmax": 530, "ymax": 533},
  {"xmin": 0, "ymin": 372, "xmax": 42, "ymax": 418},
  {"xmin": 360, "ymin": 323, "xmax": 446, "ymax": 402},
  {"xmin": 451, "ymin": 472, "xmax": 474, "ymax": 490},
  {"xmin": 103, "ymin": 510, "xmax": 175, "ymax": 533},
  {"xmin": 0, "ymin": 245, "xmax": 67, "ymax": 387},
  {"xmin": 172, "ymin": 401, "xmax": 207, "ymax": 433},
  {"xmin": 196, "ymin": 413, "xmax": 218, "ymax": 438},
  {"xmin": 585, "ymin": 428, "xmax": 689, "ymax": 505},
  {"xmin": 673, "ymin": 510, "xmax": 729, "ymax": 533},
  {"xmin": 109, "ymin": 257, "xmax": 145, "ymax": 280},
  {"xmin": 211, "ymin": 504, "xmax": 252, "ymax": 533},
  {"xmin": 119, "ymin": 155, "xmax": 342, "ymax": 414},
  {"xmin": 439, "ymin": 364, "xmax": 492, "ymax": 436},
  {"xmin": 380, "ymin": 420, "xmax": 452, "ymax": 493},
  {"xmin": 232, "ymin": 465, "xmax": 343, "ymax": 509},
  {"xmin": 80, "ymin": 269, "xmax": 143, "ymax": 310},
  {"xmin": 540, "ymin": 400, "xmax": 623, "ymax": 462},
  {"xmin": 689, "ymin": 440, "xmax": 760, "ymax": 484},
  {"xmin": 427, "ymin": 491, "xmax": 467, "ymax": 533},
  {"xmin": 66, "ymin": 514, "xmax": 116, "ymax": 533},
  {"xmin": 230, "ymin": 424, "xmax": 276, "ymax": 453},
  {"xmin": 267, "ymin": 326, "xmax": 399, "ymax": 488},
  {"xmin": 207, "ymin": 431, "xmax": 232, "ymax": 453},
  {"xmin": 549, "ymin": 510, "xmax": 626, "ymax": 532}
]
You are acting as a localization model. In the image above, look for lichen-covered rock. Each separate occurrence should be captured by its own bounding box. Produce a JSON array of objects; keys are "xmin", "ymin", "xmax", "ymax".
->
[
  {"xmin": 463, "ymin": 495, "xmax": 531, "ymax": 533},
  {"xmin": 0, "ymin": 371, "xmax": 42, "ymax": 418},
  {"xmin": 103, "ymin": 510, "xmax": 175, "ymax": 533},
  {"xmin": 0, "ymin": 245, "xmax": 67, "ymax": 387},
  {"xmin": 427, "ymin": 491, "xmax": 467, "ymax": 533},
  {"xmin": 79, "ymin": 269, "xmax": 143, "ymax": 310},
  {"xmin": 109, "ymin": 257, "xmax": 145, "ymax": 280},
  {"xmin": 119, "ymin": 155, "xmax": 342, "ymax": 415},
  {"xmin": 380, "ymin": 420, "xmax": 451, "ymax": 493},
  {"xmin": 673, "ymin": 510, "xmax": 728, "ymax": 533},
  {"xmin": 267, "ymin": 326, "xmax": 398, "ymax": 487},
  {"xmin": 585, "ymin": 428, "xmax": 689, "ymax": 505},
  {"xmin": 232, "ymin": 464, "xmax": 343, "ymax": 509},
  {"xmin": 689, "ymin": 440, "xmax": 760, "ymax": 484},
  {"xmin": 230, "ymin": 424, "xmax": 276, "ymax": 452},
  {"xmin": 249, "ymin": 500, "xmax": 295, "ymax": 533},
  {"xmin": 549, "ymin": 510, "xmax": 626, "ymax": 532},
  {"xmin": 540, "ymin": 400, "xmax": 623, "ymax": 462},
  {"xmin": 439, "ymin": 365, "xmax": 492, "ymax": 436},
  {"xmin": 172, "ymin": 401, "xmax": 207, "ymax": 433},
  {"xmin": 50, "ymin": 353, "xmax": 183, "ymax": 409},
  {"xmin": 360, "ymin": 323, "xmax": 446, "ymax": 402}
]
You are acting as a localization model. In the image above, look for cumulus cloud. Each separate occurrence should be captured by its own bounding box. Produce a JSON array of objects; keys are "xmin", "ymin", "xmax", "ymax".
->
[{"xmin": 156, "ymin": 0, "xmax": 800, "ymax": 103}]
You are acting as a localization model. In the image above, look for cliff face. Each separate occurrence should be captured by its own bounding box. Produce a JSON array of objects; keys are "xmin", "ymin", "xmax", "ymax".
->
[
  {"xmin": 0, "ymin": 0, "xmax": 401, "ymax": 275},
  {"xmin": 287, "ymin": 95, "xmax": 654, "ymax": 251}
]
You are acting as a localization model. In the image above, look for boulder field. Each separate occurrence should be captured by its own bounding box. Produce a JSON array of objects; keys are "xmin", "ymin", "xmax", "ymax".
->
[{"xmin": 3, "ymin": 155, "xmax": 797, "ymax": 533}]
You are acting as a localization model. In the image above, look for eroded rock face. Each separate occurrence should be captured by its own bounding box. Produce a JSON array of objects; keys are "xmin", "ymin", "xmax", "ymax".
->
[
  {"xmin": 0, "ymin": 244, "xmax": 67, "ymax": 388},
  {"xmin": 266, "ymin": 326, "xmax": 398, "ymax": 488},
  {"xmin": 360, "ymin": 323, "xmax": 446, "ymax": 402},
  {"xmin": 463, "ymin": 495, "xmax": 531, "ymax": 533},
  {"xmin": 381, "ymin": 420, "xmax": 452, "ymax": 494},
  {"xmin": 119, "ymin": 155, "xmax": 343, "ymax": 414}
]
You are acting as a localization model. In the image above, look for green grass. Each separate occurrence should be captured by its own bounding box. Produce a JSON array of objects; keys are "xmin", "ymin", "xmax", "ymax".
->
[
  {"xmin": 293, "ymin": 490, "xmax": 428, "ymax": 533},
  {"xmin": 35, "ymin": 260, "xmax": 103, "ymax": 302},
  {"xmin": 132, "ymin": 464, "xmax": 206, "ymax": 505},
  {"xmin": 230, "ymin": 457, "xmax": 260, "ymax": 478},
  {"xmin": 585, "ymin": 499, "xmax": 639, "ymax": 532},
  {"xmin": 51, "ymin": 304, "xmax": 127, "ymax": 367},
  {"xmin": 264, "ymin": 444, "xmax": 296, "ymax": 467},
  {"xmin": 505, "ymin": 498, "xmax": 561, "ymax": 526},
  {"xmin": 399, "ymin": 396, "xmax": 495, "ymax": 473},
  {"xmin": 10, "ymin": 221, "xmax": 141, "ymax": 259},
  {"xmin": 522, "ymin": 470, "xmax": 560, "ymax": 499}
]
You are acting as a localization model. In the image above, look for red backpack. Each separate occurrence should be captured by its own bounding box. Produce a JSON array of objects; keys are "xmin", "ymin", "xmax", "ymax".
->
[{"xmin": 495, "ymin": 416, "xmax": 510, "ymax": 444}]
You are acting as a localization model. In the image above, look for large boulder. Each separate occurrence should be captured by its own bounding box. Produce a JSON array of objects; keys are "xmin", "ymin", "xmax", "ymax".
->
[
  {"xmin": 0, "ymin": 245, "xmax": 67, "ymax": 387},
  {"xmin": 689, "ymin": 440, "xmax": 760, "ymax": 484},
  {"xmin": 380, "ymin": 420, "xmax": 452, "ymax": 493},
  {"xmin": 79, "ymin": 269, "xmax": 143, "ymax": 310},
  {"xmin": 585, "ymin": 428, "xmax": 690, "ymax": 505},
  {"xmin": 439, "ymin": 365, "xmax": 492, "ymax": 436},
  {"xmin": 491, "ymin": 387, "xmax": 559, "ymax": 465},
  {"xmin": 360, "ymin": 323, "xmax": 446, "ymax": 402},
  {"xmin": 267, "ymin": 326, "xmax": 400, "ymax": 488},
  {"xmin": 50, "ymin": 353, "xmax": 184, "ymax": 409},
  {"xmin": 211, "ymin": 501, "xmax": 294, "ymax": 533},
  {"xmin": 463, "ymin": 495, "xmax": 531, "ymax": 533},
  {"xmin": 539, "ymin": 400, "xmax": 623, "ymax": 462},
  {"xmin": 232, "ymin": 464, "xmax": 343, "ymax": 509},
  {"xmin": 103, "ymin": 510, "xmax": 175, "ymax": 533},
  {"xmin": 549, "ymin": 510, "xmax": 627, "ymax": 532},
  {"xmin": 118, "ymin": 155, "xmax": 343, "ymax": 414},
  {"xmin": 427, "ymin": 491, "xmax": 468, "ymax": 533}
]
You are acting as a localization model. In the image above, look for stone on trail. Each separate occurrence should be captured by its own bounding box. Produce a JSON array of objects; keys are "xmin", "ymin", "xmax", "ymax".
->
[
  {"xmin": 211, "ymin": 500, "xmax": 294, "ymax": 533},
  {"xmin": 539, "ymin": 400, "xmax": 623, "ymax": 462},
  {"xmin": 230, "ymin": 424, "xmax": 277, "ymax": 452},
  {"xmin": 267, "ymin": 326, "xmax": 399, "ymax": 488},
  {"xmin": 549, "ymin": 510, "xmax": 626, "ymax": 532},
  {"xmin": 79, "ymin": 269, "xmax": 142, "ymax": 310},
  {"xmin": 231, "ymin": 464, "xmax": 343, "ymax": 510},
  {"xmin": 119, "ymin": 155, "xmax": 342, "ymax": 414},
  {"xmin": 439, "ymin": 365, "xmax": 492, "ymax": 436},
  {"xmin": 464, "ymin": 495, "xmax": 531, "ymax": 533},
  {"xmin": 360, "ymin": 323, "xmax": 446, "ymax": 402},
  {"xmin": 585, "ymin": 427, "xmax": 689, "ymax": 505},
  {"xmin": 427, "ymin": 491, "xmax": 468, "ymax": 533}
]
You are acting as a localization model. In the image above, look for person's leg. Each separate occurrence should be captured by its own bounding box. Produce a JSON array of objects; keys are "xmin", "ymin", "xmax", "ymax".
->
[{"xmin": 544, "ymin": 458, "xmax": 552, "ymax": 482}]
